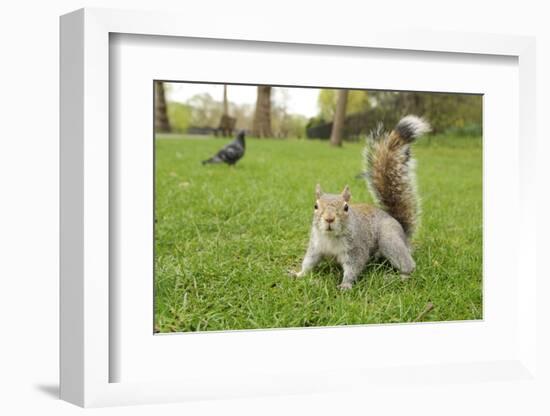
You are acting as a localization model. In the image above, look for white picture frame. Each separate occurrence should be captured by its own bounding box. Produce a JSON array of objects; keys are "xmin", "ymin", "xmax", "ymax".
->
[{"xmin": 60, "ymin": 7, "xmax": 538, "ymax": 408}]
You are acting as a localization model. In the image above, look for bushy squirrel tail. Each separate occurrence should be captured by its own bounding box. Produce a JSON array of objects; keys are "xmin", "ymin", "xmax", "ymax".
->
[{"xmin": 364, "ymin": 115, "xmax": 430, "ymax": 237}]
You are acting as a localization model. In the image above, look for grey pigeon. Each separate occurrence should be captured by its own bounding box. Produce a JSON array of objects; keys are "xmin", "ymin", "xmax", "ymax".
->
[{"xmin": 202, "ymin": 130, "xmax": 246, "ymax": 166}]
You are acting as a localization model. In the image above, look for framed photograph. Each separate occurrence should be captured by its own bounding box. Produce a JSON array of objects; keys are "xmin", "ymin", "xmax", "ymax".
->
[
  {"xmin": 152, "ymin": 81, "xmax": 483, "ymax": 333},
  {"xmin": 60, "ymin": 8, "xmax": 538, "ymax": 408}
]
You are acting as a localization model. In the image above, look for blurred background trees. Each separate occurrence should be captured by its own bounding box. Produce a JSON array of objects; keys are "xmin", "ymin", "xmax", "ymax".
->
[
  {"xmin": 329, "ymin": 89, "xmax": 348, "ymax": 147},
  {"xmin": 318, "ymin": 89, "xmax": 369, "ymax": 121},
  {"xmin": 271, "ymin": 88, "xmax": 308, "ymax": 138},
  {"xmin": 188, "ymin": 93, "xmax": 222, "ymax": 128},
  {"xmin": 166, "ymin": 101, "xmax": 191, "ymax": 133},
  {"xmin": 218, "ymin": 85, "xmax": 237, "ymax": 137},
  {"xmin": 157, "ymin": 82, "xmax": 482, "ymax": 141},
  {"xmin": 308, "ymin": 90, "xmax": 481, "ymax": 141},
  {"xmin": 252, "ymin": 86, "xmax": 273, "ymax": 138},
  {"xmin": 154, "ymin": 81, "xmax": 171, "ymax": 133}
]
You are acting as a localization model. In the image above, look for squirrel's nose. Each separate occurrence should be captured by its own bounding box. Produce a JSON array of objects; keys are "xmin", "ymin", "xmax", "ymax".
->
[{"xmin": 325, "ymin": 217, "xmax": 335, "ymax": 224}]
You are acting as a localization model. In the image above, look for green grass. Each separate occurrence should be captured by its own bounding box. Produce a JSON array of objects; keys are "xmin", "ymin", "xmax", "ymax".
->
[{"xmin": 154, "ymin": 134, "xmax": 482, "ymax": 332}]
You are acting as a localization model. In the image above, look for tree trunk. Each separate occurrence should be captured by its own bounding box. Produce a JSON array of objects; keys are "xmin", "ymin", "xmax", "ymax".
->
[
  {"xmin": 330, "ymin": 89, "xmax": 348, "ymax": 146},
  {"xmin": 155, "ymin": 81, "xmax": 171, "ymax": 133},
  {"xmin": 223, "ymin": 84, "xmax": 229, "ymax": 116},
  {"xmin": 252, "ymin": 86, "xmax": 273, "ymax": 138}
]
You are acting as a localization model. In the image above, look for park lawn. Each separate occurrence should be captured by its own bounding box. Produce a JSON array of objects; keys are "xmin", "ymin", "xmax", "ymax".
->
[{"xmin": 154, "ymin": 134, "xmax": 482, "ymax": 332}]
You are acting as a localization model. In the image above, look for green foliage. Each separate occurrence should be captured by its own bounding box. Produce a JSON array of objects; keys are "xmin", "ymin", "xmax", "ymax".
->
[
  {"xmin": 367, "ymin": 91, "xmax": 482, "ymax": 134},
  {"xmin": 317, "ymin": 89, "xmax": 370, "ymax": 121},
  {"xmin": 287, "ymin": 114, "xmax": 308, "ymax": 138},
  {"xmin": 272, "ymin": 113, "xmax": 308, "ymax": 138},
  {"xmin": 187, "ymin": 93, "xmax": 223, "ymax": 127},
  {"xmin": 166, "ymin": 102, "xmax": 192, "ymax": 133},
  {"xmin": 154, "ymin": 134, "xmax": 482, "ymax": 332},
  {"xmin": 317, "ymin": 89, "xmax": 334, "ymax": 121},
  {"xmin": 444, "ymin": 123, "xmax": 482, "ymax": 137},
  {"xmin": 310, "ymin": 90, "xmax": 483, "ymax": 139},
  {"xmin": 306, "ymin": 115, "xmax": 326, "ymax": 130}
]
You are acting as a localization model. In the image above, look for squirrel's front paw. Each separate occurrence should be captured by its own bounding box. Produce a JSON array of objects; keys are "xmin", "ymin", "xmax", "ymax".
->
[
  {"xmin": 338, "ymin": 282, "xmax": 353, "ymax": 291},
  {"xmin": 288, "ymin": 270, "xmax": 304, "ymax": 278}
]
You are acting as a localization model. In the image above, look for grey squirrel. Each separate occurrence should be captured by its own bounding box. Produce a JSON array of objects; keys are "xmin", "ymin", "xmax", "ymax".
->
[{"xmin": 292, "ymin": 115, "xmax": 430, "ymax": 290}]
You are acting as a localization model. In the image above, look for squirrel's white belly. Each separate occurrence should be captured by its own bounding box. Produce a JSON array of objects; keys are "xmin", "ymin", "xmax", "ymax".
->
[{"xmin": 315, "ymin": 234, "xmax": 347, "ymax": 259}]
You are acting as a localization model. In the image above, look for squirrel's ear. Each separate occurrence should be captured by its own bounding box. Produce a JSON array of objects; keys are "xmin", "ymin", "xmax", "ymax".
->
[
  {"xmin": 315, "ymin": 184, "xmax": 323, "ymax": 199},
  {"xmin": 342, "ymin": 185, "xmax": 351, "ymax": 202}
]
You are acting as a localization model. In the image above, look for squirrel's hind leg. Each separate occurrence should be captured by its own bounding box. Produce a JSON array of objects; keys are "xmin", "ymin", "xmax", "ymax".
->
[{"xmin": 378, "ymin": 226, "xmax": 416, "ymax": 277}]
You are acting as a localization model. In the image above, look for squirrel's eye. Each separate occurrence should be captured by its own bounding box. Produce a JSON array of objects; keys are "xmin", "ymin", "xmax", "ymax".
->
[
  {"xmin": 314, "ymin": 203, "xmax": 318, "ymax": 210},
  {"xmin": 344, "ymin": 204, "xmax": 349, "ymax": 212}
]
